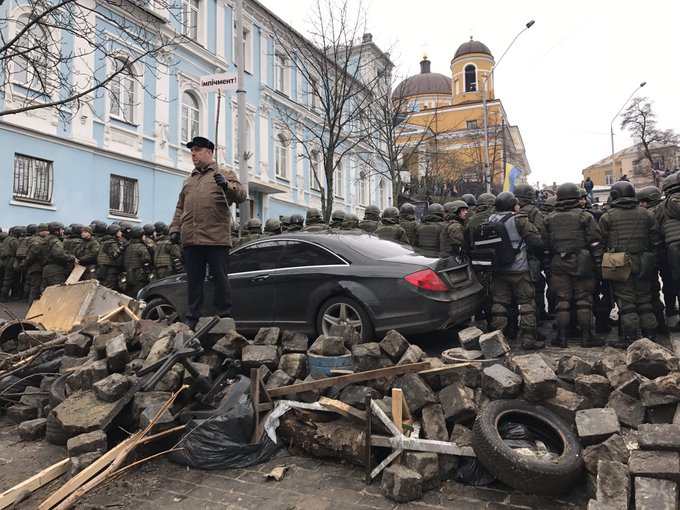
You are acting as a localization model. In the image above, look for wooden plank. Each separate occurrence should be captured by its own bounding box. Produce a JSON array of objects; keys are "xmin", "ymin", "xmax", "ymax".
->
[
  {"xmin": 318, "ymin": 397, "xmax": 366, "ymax": 421},
  {"xmin": 96, "ymin": 306, "xmax": 124, "ymax": 323},
  {"xmin": 65, "ymin": 264, "xmax": 86, "ymax": 285},
  {"xmin": 268, "ymin": 362, "xmax": 431, "ymax": 397},
  {"xmin": 392, "ymin": 388, "xmax": 404, "ymax": 434},
  {"xmin": 122, "ymin": 305, "xmax": 139, "ymax": 321},
  {"xmin": 0, "ymin": 459, "xmax": 69, "ymax": 510},
  {"xmin": 416, "ymin": 362, "xmax": 472, "ymax": 375}
]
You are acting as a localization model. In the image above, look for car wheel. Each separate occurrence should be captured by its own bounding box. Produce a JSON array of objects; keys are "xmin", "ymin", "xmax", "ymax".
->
[
  {"xmin": 141, "ymin": 298, "xmax": 179, "ymax": 323},
  {"xmin": 471, "ymin": 399, "xmax": 583, "ymax": 495},
  {"xmin": 317, "ymin": 296, "xmax": 374, "ymax": 342}
]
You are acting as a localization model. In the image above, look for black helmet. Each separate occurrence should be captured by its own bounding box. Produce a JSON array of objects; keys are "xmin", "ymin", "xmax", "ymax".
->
[
  {"xmin": 143, "ymin": 223, "xmax": 155, "ymax": 236},
  {"xmin": 637, "ymin": 186, "xmax": 661, "ymax": 204},
  {"xmin": 246, "ymin": 218, "xmax": 262, "ymax": 231},
  {"xmin": 13, "ymin": 226, "xmax": 26, "ymax": 237},
  {"xmin": 610, "ymin": 181, "xmax": 635, "ymax": 200},
  {"xmin": 129, "ymin": 226, "xmax": 145, "ymax": 239},
  {"xmin": 381, "ymin": 206, "xmax": 399, "ymax": 220},
  {"xmin": 264, "ymin": 218, "xmax": 281, "ymax": 232},
  {"xmin": 461, "ymin": 194, "xmax": 477, "ymax": 207},
  {"xmin": 514, "ymin": 183, "xmax": 535, "ymax": 201},
  {"xmin": 162, "ymin": 225, "xmax": 170, "ymax": 236},
  {"xmin": 331, "ymin": 210, "xmax": 346, "ymax": 222},
  {"xmin": 399, "ymin": 203, "xmax": 415, "ymax": 216},
  {"xmin": 444, "ymin": 200, "xmax": 468, "ymax": 216},
  {"xmin": 306, "ymin": 208, "xmax": 322, "ymax": 221},
  {"xmin": 364, "ymin": 204, "xmax": 381, "ymax": 219},
  {"xmin": 290, "ymin": 214, "xmax": 305, "ymax": 226},
  {"xmin": 90, "ymin": 220, "xmax": 108, "ymax": 235},
  {"xmin": 153, "ymin": 221, "xmax": 167, "ymax": 234},
  {"xmin": 48, "ymin": 221, "xmax": 65, "ymax": 234},
  {"xmin": 662, "ymin": 173, "xmax": 680, "ymax": 195},
  {"xmin": 26, "ymin": 224, "xmax": 38, "ymax": 235},
  {"xmin": 118, "ymin": 221, "xmax": 133, "ymax": 231},
  {"xmin": 495, "ymin": 192, "xmax": 518, "ymax": 212},
  {"xmin": 106, "ymin": 224, "xmax": 122, "ymax": 236},
  {"xmin": 477, "ymin": 193, "xmax": 496, "ymax": 206},
  {"xmin": 64, "ymin": 226, "xmax": 72, "ymax": 236},
  {"xmin": 70, "ymin": 223, "xmax": 84, "ymax": 235},
  {"xmin": 427, "ymin": 203, "xmax": 444, "ymax": 218},
  {"xmin": 556, "ymin": 182, "xmax": 581, "ymax": 202}
]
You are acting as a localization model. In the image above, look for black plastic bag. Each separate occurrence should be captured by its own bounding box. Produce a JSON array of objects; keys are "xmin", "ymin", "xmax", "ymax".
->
[
  {"xmin": 454, "ymin": 457, "xmax": 496, "ymax": 486},
  {"xmin": 169, "ymin": 376, "xmax": 287, "ymax": 470},
  {"xmin": 0, "ymin": 348, "xmax": 64, "ymax": 404},
  {"xmin": 498, "ymin": 421, "xmax": 535, "ymax": 450}
]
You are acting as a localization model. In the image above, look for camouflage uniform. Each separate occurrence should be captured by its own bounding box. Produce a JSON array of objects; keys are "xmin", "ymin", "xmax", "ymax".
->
[
  {"xmin": 41, "ymin": 234, "xmax": 75, "ymax": 290},
  {"xmin": 123, "ymin": 236, "xmax": 152, "ymax": 298}
]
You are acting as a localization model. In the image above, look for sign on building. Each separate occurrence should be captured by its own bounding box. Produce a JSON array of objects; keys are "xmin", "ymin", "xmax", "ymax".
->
[{"xmin": 199, "ymin": 72, "xmax": 238, "ymax": 92}]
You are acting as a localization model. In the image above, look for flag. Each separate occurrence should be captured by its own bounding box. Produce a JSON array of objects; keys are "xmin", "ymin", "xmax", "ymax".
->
[{"xmin": 503, "ymin": 163, "xmax": 523, "ymax": 192}]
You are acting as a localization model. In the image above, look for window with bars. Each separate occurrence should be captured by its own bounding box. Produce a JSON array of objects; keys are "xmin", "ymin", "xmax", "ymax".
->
[
  {"xmin": 13, "ymin": 154, "xmax": 53, "ymax": 204},
  {"xmin": 181, "ymin": 0, "xmax": 199, "ymax": 40},
  {"xmin": 109, "ymin": 175, "xmax": 139, "ymax": 216}
]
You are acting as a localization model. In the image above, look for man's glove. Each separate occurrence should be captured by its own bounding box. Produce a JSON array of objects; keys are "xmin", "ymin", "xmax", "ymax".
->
[
  {"xmin": 213, "ymin": 172, "xmax": 229, "ymax": 190},
  {"xmin": 169, "ymin": 232, "xmax": 181, "ymax": 245}
]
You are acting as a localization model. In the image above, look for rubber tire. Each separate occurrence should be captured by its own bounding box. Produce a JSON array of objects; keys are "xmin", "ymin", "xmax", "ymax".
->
[
  {"xmin": 45, "ymin": 411, "xmax": 77, "ymax": 446},
  {"xmin": 48, "ymin": 374, "xmax": 69, "ymax": 409},
  {"xmin": 141, "ymin": 297, "xmax": 179, "ymax": 323},
  {"xmin": 316, "ymin": 296, "xmax": 374, "ymax": 342},
  {"xmin": 471, "ymin": 399, "xmax": 583, "ymax": 495}
]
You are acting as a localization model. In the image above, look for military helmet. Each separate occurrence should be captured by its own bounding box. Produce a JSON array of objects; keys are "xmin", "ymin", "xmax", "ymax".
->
[
  {"xmin": 610, "ymin": 181, "xmax": 636, "ymax": 200},
  {"xmin": 495, "ymin": 192, "xmax": 518, "ymax": 212},
  {"xmin": 477, "ymin": 192, "xmax": 496, "ymax": 206},
  {"xmin": 427, "ymin": 203, "xmax": 444, "ymax": 217},
  {"xmin": 306, "ymin": 208, "xmax": 322, "ymax": 221},
  {"xmin": 331, "ymin": 209, "xmax": 346, "ymax": 222},
  {"xmin": 399, "ymin": 203, "xmax": 415, "ymax": 215},
  {"xmin": 48, "ymin": 221, "xmax": 65, "ymax": 234},
  {"xmin": 344, "ymin": 213, "xmax": 359, "ymax": 223},
  {"xmin": 90, "ymin": 220, "xmax": 108, "ymax": 235},
  {"xmin": 264, "ymin": 218, "xmax": 281, "ymax": 232},
  {"xmin": 444, "ymin": 200, "xmax": 469, "ymax": 216},
  {"xmin": 637, "ymin": 186, "xmax": 662, "ymax": 204},
  {"xmin": 129, "ymin": 226, "xmax": 145, "ymax": 239},
  {"xmin": 556, "ymin": 182, "xmax": 581, "ymax": 202},
  {"xmin": 143, "ymin": 223, "xmax": 155, "ymax": 236},
  {"xmin": 246, "ymin": 218, "xmax": 262, "ymax": 230},
  {"xmin": 381, "ymin": 206, "xmax": 399, "ymax": 219},
  {"xmin": 64, "ymin": 226, "xmax": 72, "ymax": 236},
  {"xmin": 579, "ymin": 188, "xmax": 588, "ymax": 198},
  {"xmin": 279, "ymin": 215, "xmax": 291, "ymax": 227},
  {"xmin": 118, "ymin": 221, "xmax": 133, "ymax": 231},
  {"xmin": 662, "ymin": 173, "xmax": 680, "ymax": 194},
  {"xmin": 106, "ymin": 224, "xmax": 121, "ymax": 236},
  {"xmin": 545, "ymin": 195, "xmax": 557, "ymax": 208},
  {"xmin": 364, "ymin": 204, "xmax": 381, "ymax": 217},
  {"xmin": 70, "ymin": 223, "xmax": 84, "ymax": 235},
  {"xmin": 37, "ymin": 223, "xmax": 49, "ymax": 233},
  {"xmin": 290, "ymin": 214, "xmax": 305, "ymax": 226},
  {"xmin": 461, "ymin": 194, "xmax": 477, "ymax": 207},
  {"xmin": 13, "ymin": 226, "xmax": 26, "ymax": 237},
  {"xmin": 162, "ymin": 225, "xmax": 170, "ymax": 236},
  {"xmin": 514, "ymin": 183, "xmax": 535, "ymax": 201},
  {"xmin": 154, "ymin": 221, "xmax": 167, "ymax": 234},
  {"xmin": 81, "ymin": 225, "xmax": 93, "ymax": 234},
  {"xmin": 26, "ymin": 224, "xmax": 38, "ymax": 235}
]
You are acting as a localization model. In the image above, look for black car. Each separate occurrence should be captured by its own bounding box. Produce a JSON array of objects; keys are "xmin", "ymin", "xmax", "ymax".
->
[{"xmin": 138, "ymin": 232, "xmax": 483, "ymax": 341}]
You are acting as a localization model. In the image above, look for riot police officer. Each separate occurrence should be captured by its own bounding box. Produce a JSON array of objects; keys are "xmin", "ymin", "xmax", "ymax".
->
[
  {"xmin": 399, "ymin": 203, "xmax": 418, "ymax": 244},
  {"xmin": 76, "ymin": 226, "xmax": 100, "ymax": 281},
  {"xmin": 97, "ymin": 224, "xmax": 125, "ymax": 291},
  {"xmin": 41, "ymin": 222, "xmax": 75, "ymax": 290},
  {"xmin": 301, "ymin": 208, "xmax": 327, "ymax": 232},
  {"xmin": 123, "ymin": 226, "xmax": 152, "ymax": 298},
  {"xmin": 374, "ymin": 207, "xmax": 409, "ymax": 243},
  {"xmin": 414, "ymin": 203, "xmax": 445, "ymax": 256},
  {"xmin": 440, "ymin": 200, "xmax": 468, "ymax": 255},
  {"xmin": 359, "ymin": 205, "xmax": 381, "ymax": 233}
]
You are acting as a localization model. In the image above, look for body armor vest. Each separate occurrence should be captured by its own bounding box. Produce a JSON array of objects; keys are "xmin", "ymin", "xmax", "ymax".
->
[
  {"xmin": 489, "ymin": 213, "xmax": 528, "ymax": 272},
  {"xmin": 549, "ymin": 209, "xmax": 588, "ymax": 253},
  {"xmin": 605, "ymin": 207, "xmax": 649, "ymax": 253}
]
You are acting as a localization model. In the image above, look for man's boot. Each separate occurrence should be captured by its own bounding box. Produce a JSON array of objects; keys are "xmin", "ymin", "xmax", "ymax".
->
[
  {"xmin": 552, "ymin": 328, "xmax": 568, "ymax": 348},
  {"xmin": 609, "ymin": 336, "xmax": 634, "ymax": 349},
  {"xmin": 520, "ymin": 329, "xmax": 544, "ymax": 350},
  {"xmin": 641, "ymin": 329, "xmax": 657, "ymax": 341},
  {"xmin": 580, "ymin": 326, "xmax": 605, "ymax": 348}
]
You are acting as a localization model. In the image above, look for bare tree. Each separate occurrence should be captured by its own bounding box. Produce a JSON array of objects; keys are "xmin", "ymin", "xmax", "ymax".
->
[
  {"xmin": 0, "ymin": 0, "xmax": 183, "ymax": 120},
  {"xmin": 621, "ymin": 97, "xmax": 680, "ymax": 175},
  {"xmin": 268, "ymin": 0, "xmax": 392, "ymax": 220}
]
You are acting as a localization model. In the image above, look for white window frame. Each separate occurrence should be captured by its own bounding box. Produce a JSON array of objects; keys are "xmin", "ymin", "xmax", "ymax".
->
[
  {"xmin": 13, "ymin": 154, "xmax": 53, "ymax": 204},
  {"xmin": 309, "ymin": 76, "xmax": 320, "ymax": 111},
  {"xmin": 109, "ymin": 174, "xmax": 139, "ymax": 217},
  {"xmin": 181, "ymin": 0, "xmax": 199, "ymax": 40},
  {"xmin": 110, "ymin": 57, "xmax": 136, "ymax": 123},
  {"xmin": 358, "ymin": 167, "xmax": 368, "ymax": 205},
  {"xmin": 12, "ymin": 15, "xmax": 52, "ymax": 93},
  {"xmin": 181, "ymin": 91, "xmax": 200, "ymax": 144},
  {"xmin": 275, "ymin": 134, "xmax": 289, "ymax": 180},
  {"xmin": 310, "ymin": 149, "xmax": 321, "ymax": 190},
  {"xmin": 233, "ymin": 22, "xmax": 252, "ymax": 73},
  {"xmin": 334, "ymin": 159, "xmax": 345, "ymax": 198},
  {"xmin": 275, "ymin": 52, "xmax": 288, "ymax": 95}
]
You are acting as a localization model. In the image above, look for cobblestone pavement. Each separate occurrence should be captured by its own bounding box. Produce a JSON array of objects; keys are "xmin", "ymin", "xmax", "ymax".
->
[{"xmin": 2, "ymin": 300, "xmax": 679, "ymax": 510}]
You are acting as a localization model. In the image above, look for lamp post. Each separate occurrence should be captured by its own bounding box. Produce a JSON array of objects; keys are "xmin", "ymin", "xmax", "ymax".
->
[
  {"xmin": 482, "ymin": 20, "xmax": 535, "ymax": 193},
  {"xmin": 610, "ymin": 81, "xmax": 646, "ymax": 175}
]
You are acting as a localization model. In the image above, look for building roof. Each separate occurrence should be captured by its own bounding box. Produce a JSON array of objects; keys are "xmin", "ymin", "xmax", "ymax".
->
[
  {"xmin": 392, "ymin": 57, "xmax": 451, "ymax": 100},
  {"xmin": 453, "ymin": 38, "xmax": 493, "ymax": 61}
]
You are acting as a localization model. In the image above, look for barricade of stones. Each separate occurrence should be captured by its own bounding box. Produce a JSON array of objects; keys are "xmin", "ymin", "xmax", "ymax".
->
[{"xmin": 2, "ymin": 320, "xmax": 679, "ymax": 508}]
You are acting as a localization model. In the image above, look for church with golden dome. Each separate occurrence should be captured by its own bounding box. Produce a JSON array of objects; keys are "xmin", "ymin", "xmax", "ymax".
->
[{"xmin": 393, "ymin": 38, "xmax": 531, "ymax": 197}]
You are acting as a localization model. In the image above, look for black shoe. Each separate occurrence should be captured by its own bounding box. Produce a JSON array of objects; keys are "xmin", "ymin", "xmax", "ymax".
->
[
  {"xmin": 666, "ymin": 306, "xmax": 678, "ymax": 317},
  {"xmin": 595, "ymin": 321, "xmax": 612, "ymax": 333},
  {"xmin": 641, "ymin": 330, "xmax": 657, "ymax": 341},
  {"xmin": 540, "ymin": 310, "xmax": 556, "ymax": 321},
  {"xmin": 580, "ymin": 329, "xmax": 605, "ymax": 348},
  {"xmin": 184, "ymin": 319, "xmax": 198, "ymax": 331},
  {"xmin": 609, "ymin": 337, "xmax": 634, "ymax": 349},
  {"xmin": 552, "ymin": 329, "xmax": 568, "ymax": 348}
]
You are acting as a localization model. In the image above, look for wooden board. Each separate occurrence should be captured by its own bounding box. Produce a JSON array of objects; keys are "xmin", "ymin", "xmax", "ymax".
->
[
  {"xmin": 268, "ymin": 362, "xmax": 430, "ymax": 397},
  {"xmin": 0, "ymin": 459, "xmax": 68, "ymax": 510},
  {"xmin": 318, "ymin": 397, "xmax": 366, "ymax": 421},
  {"xmin": 65, "ymin": 264, "xmax": 86, "ymax": 285}
]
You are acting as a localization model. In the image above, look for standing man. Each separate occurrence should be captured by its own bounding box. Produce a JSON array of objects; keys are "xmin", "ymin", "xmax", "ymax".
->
[
  {"xmin": 170, "ymin": 136, "xmax": 246, "ymax": 330},
  {"xmin": 41, "ymin": 222, "xmax": 76, "ymax": 290},
  {"xmin": 76, "ymin": 226, "xmax": 100, "ymax": 281}
]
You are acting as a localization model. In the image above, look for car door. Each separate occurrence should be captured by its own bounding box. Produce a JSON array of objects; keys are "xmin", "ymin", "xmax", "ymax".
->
[
  {"xmin": 274, "ymin": 239, "xmax": 348, "ymax": 330},
  {"xmin": 229, "ymin": 240, "xmax": 284, "ymax": 329}
]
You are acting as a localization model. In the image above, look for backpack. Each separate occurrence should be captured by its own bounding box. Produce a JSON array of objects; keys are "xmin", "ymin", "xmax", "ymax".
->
[{"xmin": 470, "ymin": 214, "xmax": 519, "ymax": 271}]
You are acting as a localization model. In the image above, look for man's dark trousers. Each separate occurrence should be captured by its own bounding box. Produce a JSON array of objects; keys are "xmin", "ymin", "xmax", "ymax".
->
[{"xmin": 183, "ymin": 245, "xmax": 231, "ymax": 324}]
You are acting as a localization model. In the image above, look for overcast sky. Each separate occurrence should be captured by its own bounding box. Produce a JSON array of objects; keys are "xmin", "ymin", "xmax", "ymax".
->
[{"xmin": 259, "ymin": 0, "xmax": 679, "ymax": 189}]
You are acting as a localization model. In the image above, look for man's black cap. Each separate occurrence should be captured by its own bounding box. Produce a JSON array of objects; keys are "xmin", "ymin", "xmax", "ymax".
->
[{"xmin": 186, "ymin": 136, "xmax": 215, "ymax": 151}]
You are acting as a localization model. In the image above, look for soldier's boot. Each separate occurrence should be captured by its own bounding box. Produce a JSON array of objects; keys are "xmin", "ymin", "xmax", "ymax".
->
[
  {"xmin": 655, "ymin": 310, "xmax": 668, "ymax": 334},
  {"xmin": 580, "ymin": 326, "xmax": 605, "ymax": 348},
  {"xmin": 641, "ymin": 329, "xmax": 657, "ymax": 341},
  {"xmin": 520, "ymin": 329, "xmax": 544, "ymax": 350},
  {"xmin": 595, "ymin": 317, "xmax": 612, "ymax": 333},
  {"xmin": 552, "ymin": 328, "xmax": 568, "ymax": 348},
  {"xmin": 609, "ymin": 336, "xmax": 635, "ymax": 349}
]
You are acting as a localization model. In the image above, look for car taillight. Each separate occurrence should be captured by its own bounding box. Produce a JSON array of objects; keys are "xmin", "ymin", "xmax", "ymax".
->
[{"xmin": 404, "ymin": 269, "xmax": 449, "ymax": 291}]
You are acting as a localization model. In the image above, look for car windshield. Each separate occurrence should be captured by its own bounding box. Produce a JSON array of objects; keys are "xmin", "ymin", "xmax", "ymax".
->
[{"xmin": 336, "ymin": 234, "xmax": 419, "ymax": 260}]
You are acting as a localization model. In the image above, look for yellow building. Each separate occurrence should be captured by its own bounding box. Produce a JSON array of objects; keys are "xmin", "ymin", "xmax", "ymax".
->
[{"xmin": 393, "ymin": 39, "xmax": 530, "ymax": 197}]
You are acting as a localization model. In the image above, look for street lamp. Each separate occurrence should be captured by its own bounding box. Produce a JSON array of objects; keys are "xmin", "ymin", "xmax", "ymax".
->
[
  {"xmin": 610, "ymin": 81, "xmax": 646, "ymax": 175},
  {"xmin": 482, "ymin": 20, "xmax": 535, "ymax": 193}
]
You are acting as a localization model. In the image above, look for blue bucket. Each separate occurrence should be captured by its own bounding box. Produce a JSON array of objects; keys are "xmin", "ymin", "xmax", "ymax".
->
[{"xmin": 307, "ymin": 352, "xmax": 353, "ymax": 375}]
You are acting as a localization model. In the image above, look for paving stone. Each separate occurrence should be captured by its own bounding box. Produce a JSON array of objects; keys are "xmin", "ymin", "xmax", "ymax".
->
[
  {"xmin": 59, "ymin": 355, "xmax": 91, "ymax": 373},
  {"xmin": 53, "ymin": 390, "xmax": 117, "ymax": 433},
  {"xmin": 421, "ymin": 403, "xmax": 448, "ymax": 441},
  {"xmin": 592, "ymin": 348, "xmax": 627, "ymax": 376},
  {"xmin": 639, "ymin": 372, "xmax": 680, "ymax": 408},
  {"xmin": 328, "ymin": 325, "xmax": 361, "ymax": 351},
  {"xmin": 280, "ymin": 330, "xmax": 309, "ymax": 354},
  {"xmin": 629, "ymin": 450, "xmax": 680, "ymax": 482},
  {"xmin": 583, "ymin": 434, "xmax": 630, "ymax": 474},
  {"xmin": 458, "ymin": 326, "xmax": 483, "ymax": 351},
  {"xmin": 596, "ymin": 460, "xmax": 630, "ymax": 510},
  {"xmin": 607, "ymin": 365, "xmax": 641, "ymax": 398},
  {"xmin": 152, "ymin": 364, "xmax": 183, "ymax": 393},
  {"xmin": 105, "ymin": 334, "xmax": 129, "ymax": 373},
  {"xmin": 402, "ymin": 451, "xmax": 440, "ymax": 490},
  {"xmin": 450, "ymin": 424, "xmax": 473, "ymax": 447},
  {"xmin": 291, "ymin": 372, "xmax": 327, "ymax": 403},
  {"xmin": 278, "ymin": 353, "xmax": 308, "ymax": 380},
  {"xmin": 352, "ymin": 342, "xmax": 381, "ymax": 372},
  {"xmin": 379, "ymin": 330, "xmax": 410, "ymax": 362},
  {"xmin": 19, "ymin": 386, "xmax": 49, "ymax": 411},
  {"xmin": 478, "ymin": 330, "xmax": 510, "ymax": 359},
  {"xmin": 607, "ymin": 389, "xmax": 645, "ymax": 428},
  {"xmin": 481, "ymin": 364, "xmax": 522, "ymax": 399},
  {"xmin": 67, "ymin": 430, "xmax": 108, "ymax": 457},
  {"xmin": 211, "ymin": 330, "xmax": 248, "ymax": 359},
  {"xmin": 241, "ymin": 344, "xmax": 279, "ymax": 370},
  {"xmin": 6, "ymin": 404, "xmax": 38, "ymax": 423},
  {"xmin": 17, "ymin": 418, "xmax": 47, "ymax": 440},
  {"xmin": 135, "ymin": 322, "xmax": 167, "ymax": 359},
  {"xmin": 139, "ymin": 403, "xmax": 175, "ymax": 433},
  {"xmin": 441, "ymin": 362, "xmax": 482, "ymax": 389},
  {"xmin": 638, "ymin": 424, "xmax": 680, "ymax": 451},
  {"xmin": 131, "ymin": 391, "xmax": 172, "ymax": 424},
  {"xmin": 64, "ymin": 332, "xmax": 93, "ymax": 358},
  {"xmin": 338, "ymin": 385, "xmax": 380, "ymax": 410},
  {"xmin": 633, "ymin": 477, "xmax": 678, "ymax": 510},
  {"xmin": 253, "ymin": 327, "xmax": 280, "ymax": 345},
  {"xmin": 93, "ymin": 322, "xmax": 137, "ymax": 357},
  {"xmin": 576, "ymin": 408, "xmax": 621, "ymax": 446},
  {"xmin": 437, "ymin": 382, "xmax": 477, "ymax": 425},
  {"xmin": 392, "ymin": 373, "xmax": 438, "ymax": 414},
  {"xmin": 380, "ymin": 464, "xmax": 422, "ymax": 503},
  {"xmin": 93, "ymin": 373, "xmax": 132, "ymax": 403},
  {"xmin": 626, "ymin": 338, "xmax": 679, "ymax": 379},
  {"xmin": 308, "ymin": 335, "xmax": 348, "ymax": 356},
  {"xmin": 509, "ymin": 353, "xmax": 558, "ymax": 402},
  {"xmin": 442, "ymin": 347, "xmax": 484, "ymax": 361},
  {"xmin": 397, "ymin": 344, "xmax": 424, "ymax": 365},
  {"xmin": 265, "ymin": 370, "xmax": 294, "ymax": 391},
  {"xmin": 68, "ymin": 452, "xmax": 101, "ymax": 477},
  {"xmin": 543, "ymin": 387, "xmax": 587, "ymax": 426},
  {"xmin": 183, "ymin": 362, "xmax": 212, "ymax": 390},
  {"xmin": 575, "ymin": 374, "xmax": 612, "ymax": 408},
  {"xmin": 142, "ymin": 335, "xmax": 175, "ymax": 370},
  {"xmin": 67, "ymin": 359, "xmax": 109, "ymax": 391},
  {"xmin": 556, "ymin": 355, "xmax": 593, "ymax": 383}
]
